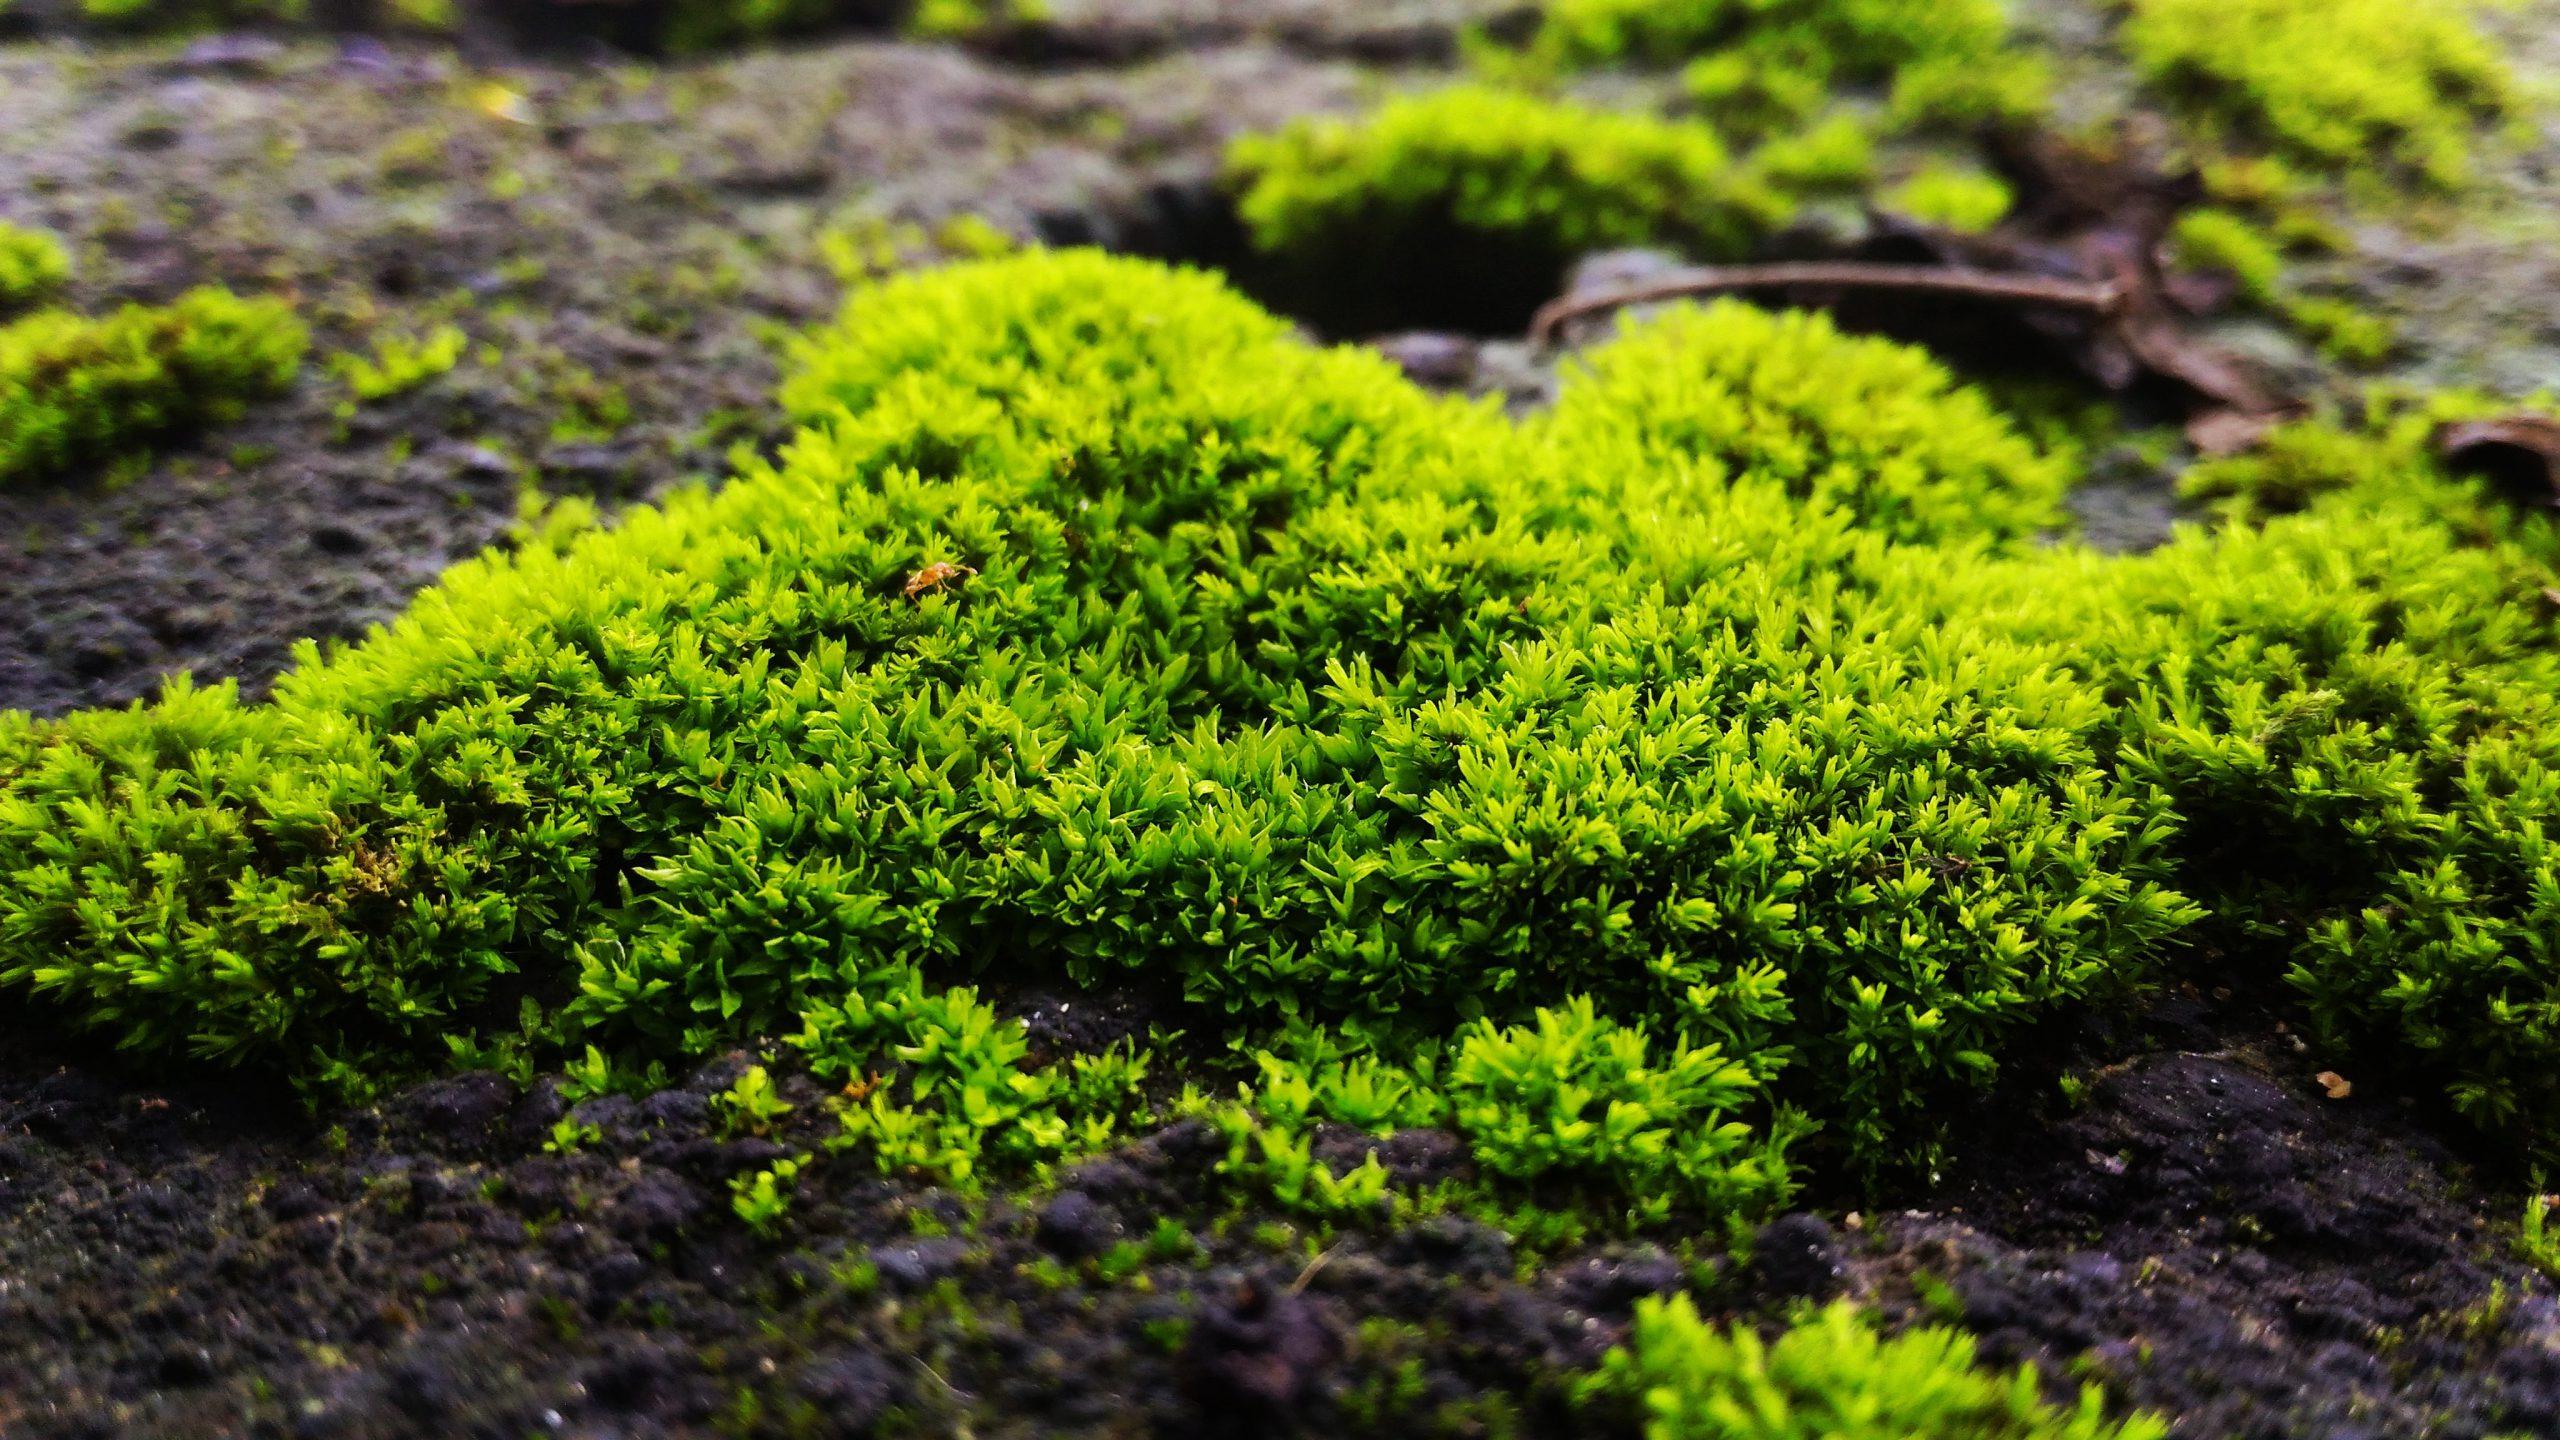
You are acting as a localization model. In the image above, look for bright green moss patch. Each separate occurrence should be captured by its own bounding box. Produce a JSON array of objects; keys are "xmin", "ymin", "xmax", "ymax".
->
[
  {"xmin": 0, "ymin": 286, "xmax": 306, "ymax": 487},
  {"xmin": 332, "ymin": 323, "xmax": 469, "ymax": 404},
  {"xmin": 1227, "ymin": 87, "xmax": 1788, "ymax": 327},
  {"xmin": 0, "ymin": 252, "xmax": 2196, "ymax": 1204},
  {"xmin": 1517, "ymin": 0, "xmax": 2049, "ymax": 137},
  {"xmin": 1884, "ymin": 162, "xmax": 2014, "ymax": 235},
  {"xmin": 2121, "ymin": 0, "xmax": 2514, "ymax": 190},
  {"xmin": 76, "ymin": 0, "xmax": 308, "ymax": 29},
  {"xmin": 906, "ymin": 0, "xmax": 1045, "ymax": 40},
  {"xmin": 1539, "ymin": 299, "xmax": 2070, "ymax": 546},
  {"xmin": 7, "ymin": 249, "xmax": 2560, "ymax": 1220},
  {"xmin": 0, "ymin": 224, "xmax": 71, "ymax": 316},
  {"xmin": 1886, "ymin": 406, "xmax": 2560, "ymax": 1152},
  {"xmin": 1226, "ymin": 1, "xmax": 2052, "ymax": 323},
  {"xmin": 1585, "ymin": 1297, "xmax": 2169, "ymax": 1440}
]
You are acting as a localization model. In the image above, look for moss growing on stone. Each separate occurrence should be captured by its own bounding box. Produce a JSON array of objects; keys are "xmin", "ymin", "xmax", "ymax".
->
[
  {"xmin": 0, "ymin": 253, "xmax": 2197, "ymax": 1200},
  {"xmin": 1892, "ymin": 403, "xmax": 2560, "ymax": 1154},
  {"xmin": 1585, "ymin": 1297, "xmax": 2169, "ymax": 1440},
  {"xmin": 5, "ymin": 250, "xmax": 2560, "ymax": 1221},
  {"xmin": 2122, "ymin": 0, "xmax": 2514, "ymax": 190},
  {"xmin": 0, "ymin": 223, "xmax": 70, "ymax": 316},
  {"xmin": 1538, "ymin": 298, "xmax": 2070, "ymax": 546},
  {"xmin": 905, "ymin": 0, "xmax": 1044, "ymax": 40},
  {"xmin": 1884, "ymin": 162, "xmax": 2014, "ymax": 235},
  {"xmin": 1227, "ymin": 86, "xmax": 1789, "ymax": 328},
  {"xmin": 1516, "ymin": 0, "xmax": 2049, "ymax": 137},
  {"xmin": 2166, "ymin": 206, "xmax": 2398, "ymax": 364},
  {"xmin": 0, "ymin": 286, "xmax": 306, "ymax": 487}
]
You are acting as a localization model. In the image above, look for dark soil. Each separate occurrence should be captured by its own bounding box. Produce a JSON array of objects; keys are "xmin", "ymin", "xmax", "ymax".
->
[
  {"xmin": 9, "ymin": 6, "xmax": 2560, "ymax": 1438},
  {"xmin": 4, "ymin": 996, "xmax": 2556, "ymax": 1439}
]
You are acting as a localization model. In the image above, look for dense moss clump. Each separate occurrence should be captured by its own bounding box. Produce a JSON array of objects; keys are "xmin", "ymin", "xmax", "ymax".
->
[
  {"xmin": 1222, "ymin": 2, "xmax": 2055, "ymax": 325},
  {"xmin": 1516, "ymin": 0, "xmax": 2048, "ymax": 136},
  {"xmin": 1888, "ymin": 405, "xmax": 2560, "ymax": 1151},
  {"xmin": 1227, "ymin": 87, "xmax": 1789, "ymax": 328},
  {"xmin": 72, "ymin": 0, "xmax": 311, "ymax": 30},
  {"xmin": 2122, "ymin": 0, "xmax": 2514, "ymax": 189},
  {"xmin": 1585, "ymin": 1297, "xmax": 2168, "ymax": 1440},
  {"xmin": 0, "ymin": 252, "xmax": 2196, "ymax": 1202},
  {"xmin": 1538, "ymin": 300, "xmax": 2069, "ymax": 546},
  {"xmin": 0, "ymin": 223, "xmax": 70, "ymax": 315},
  {"xmin": 0, "ymin": 286, "xmax": 306, "ymax": 487},
  {"xmin": 5, "ymin": 249, "xmax": 2559, "ymax": 1219}
]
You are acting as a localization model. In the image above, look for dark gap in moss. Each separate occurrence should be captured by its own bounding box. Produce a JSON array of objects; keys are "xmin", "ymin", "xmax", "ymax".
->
[
  {"xmin": 469, "ymin": 0, "xmax": 903, "ymax": 60},
  {"xmin": 1032, "ymin": 171, "xmax": 1570, "ymax": 340}
]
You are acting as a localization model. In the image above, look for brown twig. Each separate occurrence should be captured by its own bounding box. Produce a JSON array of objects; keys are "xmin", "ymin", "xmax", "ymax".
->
[{"xmin": 1529, "ymin": 263, "xmax": 2124, "ymax": 347}]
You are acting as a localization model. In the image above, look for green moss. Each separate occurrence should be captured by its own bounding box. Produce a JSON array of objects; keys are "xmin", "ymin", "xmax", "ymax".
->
[
  {"xmin": 1538, "ymin": 299, "xmax": 2071, "ymax": 546},
  {"xmin": 331, "ymin": 324, "xmax": 468, "ymax": 404},
  {"xmin": 1896, "ymin": 399, "xmax": 2560, "ymax": 1151},
  {"xmin": 2166, "ymin": 207, "xmax": 2286, "ymax": 304},
  {"xmin": 1228, "ymin": 86, "xmax": 1782, "ymax": 259},
  {"xmin": 77, "ymin": 0, "xmax": 308, "ymax": 29},
  {"xmin": 1884, "ymin": 162, "xmax": 2014, "ymax": 235},
  {"xmin": 1742, "ymin": 114, "xmax": 1877, "ymax": 194},
  {"xmin": 2167, "ymin": 207, "xmax": 2399, "ymax": 365},
  {"xmin": 661, "ymin": 0, "xmax": 840, "ymax": 52},
  {"xmin": 906, "ymin": 0, "xmax": 1045, "ymax": 40},
  {"xmin": 0, "ymin": 253, "xmax": 2197, "ymax": 1203},
  {"xmin": 1227, "ymin": 87, "xmax": 1788, "ymax": 324},
  {"xmin": 1516, "ymin": 0, "xmax": 2049, "ymax": 137},
  {"xmin": 7, "ymin": 249, "xmax": 2560, "ymax": 1223},
  {"xmin": 2121, "ymin": 0, "xmax": 2514, "ymax": 190},
  {"xmin": 0, "ymin": 286, "xmax": 306, "ymax": 488},
  {"xmin": 0, "ymin": 224, "xmax": 71, "ymax": 316},
  {"xmin": 1583, "ymin": 1297, "xmax": 2168, "ymax": 1440},
  {"xmin": 1447, "ymin": 999, "xmax": 1802, "ymax": 1218}
]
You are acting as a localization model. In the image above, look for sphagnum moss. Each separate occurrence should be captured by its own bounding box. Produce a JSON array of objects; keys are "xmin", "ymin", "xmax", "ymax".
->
[{"xmin": 3, "ymin": 249, "xmax": 2558, "ymax": 1236}]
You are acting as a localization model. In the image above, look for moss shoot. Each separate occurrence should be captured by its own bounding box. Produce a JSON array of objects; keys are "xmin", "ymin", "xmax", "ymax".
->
[
  {"xmin": 1227, "ymin": 87, "xmax": 1791, "ymax": 331},
  {"xmin": 2123, "ymin": 0, "xmax": 2515, "ymax": 190},
  {"xmin": 0, "ymin": 222, "xmax": 70, "ymax": 316},
  {"xmin": 1585, "ymin": 1297, "xmax": 2170, "ymax": 1440},
  {"xmin": 0, "ymin": 285, "xmax": 307, "ymax": 487},
  {"xmin": 1514, "ymin": 0, "xmax": 2049, "ymax": 137}
]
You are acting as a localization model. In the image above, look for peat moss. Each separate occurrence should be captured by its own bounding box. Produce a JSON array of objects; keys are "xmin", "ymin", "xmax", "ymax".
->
[
  {"xmin": 0, "ymin": 285, "xmax": 306, "ymax": 487},
  {"xmin": 2121, "ymin": 0, "xmax": 2516, "ymax": 191}
]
